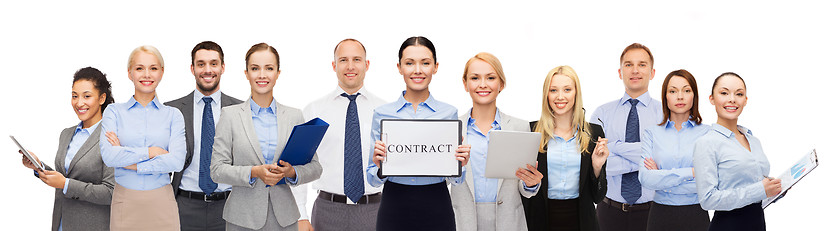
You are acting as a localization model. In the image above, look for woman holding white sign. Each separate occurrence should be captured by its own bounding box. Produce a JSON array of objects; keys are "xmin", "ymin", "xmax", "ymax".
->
[
  {"xmin": 366, "ymin": 36, "xmax": 471, "ymax": 231},
  {"xmin": 521, "ymin": 65, "xmax": 610, "ymax": 231},
  {"xmin": 450, "ymin": 52, "xmax": 544, "ymax": 231},
  {"xmin": 693, "ymin": 72, "xmax": 780, "ymax": 231}
]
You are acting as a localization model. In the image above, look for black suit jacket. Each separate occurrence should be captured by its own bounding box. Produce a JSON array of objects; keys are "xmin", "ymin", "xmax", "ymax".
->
[
  {"xmin": 522, "ymin": 122, "xmax": 608, "ymax": 231},
  {"xmin": 164, "ymin": 91, "xmax": 243, "ymax": 194}
]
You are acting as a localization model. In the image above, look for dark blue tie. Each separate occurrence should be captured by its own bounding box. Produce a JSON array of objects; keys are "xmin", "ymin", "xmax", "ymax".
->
[
  {"xmin": 621, "ymin": 98, "xmax": 642, "ymax": 204},
  {"xmin": 199, "ymin": 97, "xmax": 218, "ymax": 195},
  {"xmin": 341, "ymin": 93, "xmax": 364, "ymax": 203}
]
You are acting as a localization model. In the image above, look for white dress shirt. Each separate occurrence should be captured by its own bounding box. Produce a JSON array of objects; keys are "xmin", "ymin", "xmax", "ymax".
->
[
  {"xmin": 179, "ymin": 89, "xmax": 232, "ymax": 193},
  {"xmin": 292, "ymin": 86, "xmax": 386, "ymax": 220}
]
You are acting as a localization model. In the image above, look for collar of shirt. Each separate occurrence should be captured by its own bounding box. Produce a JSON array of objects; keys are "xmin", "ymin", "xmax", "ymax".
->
[
  {"xmin": 552, "ymin": 131, "xmax": 578, "ymax": 143},
  {"xmin": 75, "ymin": 120, "xmax": 102, "ymax": 134},
  {"xmin": 393, "ymin": 90, "xmax": 440, "ymax": 113},
  {"xmin": 665, "ymin": 119, "xmax": 697, "ymax": 130},
  {"xmin": 619, "ymin": 91, "xmax": 654, "ymax": 107},
  {"xmin": 466, "ymin": 108, "xmax": 502, "ymax": 131},
  {"xmin": 249, "ymin": 97, "xmax": 277, "ymax": 116},
  {"xmin": 193, "ymin": 89, "xmax": 222, "ymax": 106},
  {"xmin": 127, "ymin": 95, "xmax": 162, "ymax": 110},
  {"xmin": 330, "ymin": 85, "xmax": 372, "ymax": 101},
  {"xmin": 710, "ymin": 123, "xmax": 752, "ymax": 138}
]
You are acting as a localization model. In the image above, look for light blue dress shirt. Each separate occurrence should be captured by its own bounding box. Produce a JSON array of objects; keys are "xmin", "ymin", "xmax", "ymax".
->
[
  {"xmin": 639, "ymin": 120, "xmax": 710, "ymax": 206},
  {"xmin": 366, "ymin": 91, "xmax": 465, "ymax": 187},
  {"xmin": 247, "ymin": 98, "xmax": 298, "ymax": 185},
  {"xmin": 546, "ymin": 134, "xmax": 581, "ymax": 200},
  {"xmin": 59, "ymin": 121, "xmax": 101, "ymax": 231},
  {"xmin": 179, "ymin": 89, "xmax": 232, "ymax": 193},
  {"xmin": 590, "ymin": 92, "xmax": 662, "ymax": 204},
  {"xmin": 694, "ymin": 123, "xmax": 769, "ymax": 211},
  {"xmin": 466, "ymin": 110, "xmax": 501, "ymax": 202},
  {"xmin": 99, "ymin": 96, "xmax": 187, "ymax": 191}
]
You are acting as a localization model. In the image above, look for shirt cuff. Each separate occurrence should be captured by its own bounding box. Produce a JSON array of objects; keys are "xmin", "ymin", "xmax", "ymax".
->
[
  {"xmin": 249, "ymin": 177, "xmax": 257, "ymax": 185},
  {"xmin": 287, "ymin": 166, "xmax": 299, "ymax": 184},
  {"xmin": 63, "ymin": 178, "xmax": 70, "ymax": 194},
  {"xmin": 523, "ymin": 182, "xmax": 539, "ymax": 192}
]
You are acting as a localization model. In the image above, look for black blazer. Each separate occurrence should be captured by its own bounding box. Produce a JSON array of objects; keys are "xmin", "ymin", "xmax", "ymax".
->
[
  {"xmin": 165, "ymin": 91, "xmax": 242, "ymax": 194},
  {"xmin": 522, "ymin": 122, "xmax": 608, "ymax": 231}
]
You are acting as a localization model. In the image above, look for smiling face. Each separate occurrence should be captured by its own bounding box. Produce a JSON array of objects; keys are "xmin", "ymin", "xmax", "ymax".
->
[
  {"xmin": 398, "ymin": 45, "xmax": 437, "ymax": 92},
  {"xmin": 666, "ymin": 76, "xmax": 694, "ymax": 116},
  {"xmin": 710, "ymin": 75, "xmax": 747, "ymax": 121},
  {"xmin": 463, "ymin": 59, "xmax": 504, "ymax": 106},
  {"xmin": 71, "ymin": 79, "xmax": 105, "ymax": 125},
  {"xmin": 128, "ymin": 51, "xmax": 164, "ymax": 94},
  {"xmin": 245, "ymin": 50, "xmax": 280, "ymax": 96},
  {"xmin": 548, "ymin": 74, "xmax": 576, "ymax": 117},
  {"xmin": 619, "ymin": 48, "xmax": 655, "ymax": 96},
  {"xmin": 333, "ymin": 40, "xmax": 368, "ymax": 94},
  {"xmin": 192, "ymin": 49, "xmax": 224, "ymax": 95}
]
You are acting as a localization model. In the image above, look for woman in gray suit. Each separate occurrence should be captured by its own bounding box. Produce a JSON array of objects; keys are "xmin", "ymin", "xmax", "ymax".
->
[
  {"xmin": 209, "ymin": 43, "xmax": 322, "ymax": 231},
  {"xmin": 21, "ymin": 67, "xmax": 116, "ymax": 231},
  {"xmin": 451, "ymin": 52, "xmax": 543, "ymax": 231}
]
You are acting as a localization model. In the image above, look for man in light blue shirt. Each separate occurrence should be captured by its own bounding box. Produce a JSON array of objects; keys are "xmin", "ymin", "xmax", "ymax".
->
[
  {"xmin": 165, "ymin": 41, "xmax": 243, "ymax": 231},
  {"xmin": 590, "ymin": 43, "xmax": 663, "ymax": 231}
]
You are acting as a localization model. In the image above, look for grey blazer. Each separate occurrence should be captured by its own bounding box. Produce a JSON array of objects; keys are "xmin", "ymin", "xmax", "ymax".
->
[
  {"xmin": 164, "ymin": 91, "xmax": 242, "ymax": 194},
  {"xmin": 450, "ymin": 111, "xmax": 539, "ymax": 231},
  {"xmin": 42, "ymin": 124, "xmax": 115, "ymax": 231},
  {"xmin": 210, "ymin": 101, "xmax": 322, "ymax": 229}
]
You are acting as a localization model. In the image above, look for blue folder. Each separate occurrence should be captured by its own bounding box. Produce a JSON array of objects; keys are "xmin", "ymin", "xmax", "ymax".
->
[{"xmin": 272, "ymin": 117, "xmax": 329, "ymax": 186}]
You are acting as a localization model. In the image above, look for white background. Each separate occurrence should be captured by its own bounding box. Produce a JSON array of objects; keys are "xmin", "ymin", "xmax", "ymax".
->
[{"xmin": 1, "ymin": 1, "xmax": 836, "ymax": 230}]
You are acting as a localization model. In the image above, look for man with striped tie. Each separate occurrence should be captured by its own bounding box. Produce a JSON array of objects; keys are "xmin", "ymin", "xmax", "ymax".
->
[
  {"xmin": 166, "ymin": 41, "xmax": 243, "ymax": 231},
  {"xmin": 590, "ymin": 43, "xmax": 663, "ymax": 231},
  {"xmin": 291, "ymin": 38, "xmax": 386, "ymax": 231}
]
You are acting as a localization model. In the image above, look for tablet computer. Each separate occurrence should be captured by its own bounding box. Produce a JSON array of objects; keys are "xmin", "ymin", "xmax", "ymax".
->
[
  {"xmin": 485, "ymin": 130, "xmax": 540, "ymax": 179},
  {"xmin": 10, "ymin": 135, "xmax": 45, "ymax": 171}
]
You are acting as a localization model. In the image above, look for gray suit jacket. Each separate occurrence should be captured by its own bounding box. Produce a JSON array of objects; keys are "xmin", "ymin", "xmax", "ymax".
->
[
  {"xmin": 164, "ymin": 91, "xmax": 242, "ymax": 194},
  {"xmin": 210, "ymin": 101, "xmax": 322, "ymax": 229},
  {"xmin": 43, "ymin": 124, "xmax": 115, "ymax": 231},
  {"xmin": 450, "ymin": 111, "xmax": 539, "ymax": 231}
]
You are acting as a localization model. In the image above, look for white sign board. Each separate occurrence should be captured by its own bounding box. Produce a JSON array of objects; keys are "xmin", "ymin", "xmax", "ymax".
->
[{"xmin": 380, "ymin": 119, "xmax": 462, "ymax": 177}]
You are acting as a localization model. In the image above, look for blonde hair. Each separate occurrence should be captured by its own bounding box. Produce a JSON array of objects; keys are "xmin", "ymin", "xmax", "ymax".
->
[
  {"xmin": 534, "ymin": 65, "xmax": 591, "ymax": 154},
  {"xmin": 461, "ymin": 52, "xmax": 506, "ymax": 88},
  {"xmin": 127, "ymin": 45, "xmax": 164, "ymax": 70}
]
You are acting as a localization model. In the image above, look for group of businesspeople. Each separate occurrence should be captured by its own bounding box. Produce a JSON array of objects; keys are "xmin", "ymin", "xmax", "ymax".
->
[{"xmin": 17, "ymin": 37, "xmax": 783, "ymax": 231}]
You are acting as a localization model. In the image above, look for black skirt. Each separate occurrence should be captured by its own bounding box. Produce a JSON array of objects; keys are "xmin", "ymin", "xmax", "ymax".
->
[
  {"xmin": 646, "ymin": 203, "xmax": 710, "ymax": 231},
  {"xmin": 708, "ymin": 203, "xmax": 765, "ymax": 231},
  {"xmin": 376, "ymin": 181, "xmax": 455, "ymax": 231},
  {"xmin": 548, "ymin": 198, "xmax": 580, "ymax": 231}
]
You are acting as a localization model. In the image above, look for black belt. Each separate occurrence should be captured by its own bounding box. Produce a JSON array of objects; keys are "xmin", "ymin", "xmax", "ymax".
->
[
  {"xmin": 318, "ymin": 191, "xmax": 381, "ymax": 204},
  {"xmin": 602, "ymin": 198, "xmax": 651, "ymax": 212},
  {"xmin": 177, "ymin": 189, "xmax": 230, "ymax": 202}
]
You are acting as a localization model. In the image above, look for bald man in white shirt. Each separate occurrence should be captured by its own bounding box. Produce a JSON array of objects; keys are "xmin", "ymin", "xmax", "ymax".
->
[{"xmin": 292, "ymin": 39, "xmax": 386, "ymax": 231}]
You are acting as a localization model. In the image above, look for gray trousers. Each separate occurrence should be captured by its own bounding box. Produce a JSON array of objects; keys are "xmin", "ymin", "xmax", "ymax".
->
[
  {"xmin": 176, "ymin": 194, "xmax": 226, "ymax": 231},
  {"xmin": 312, "ymin": 195, "xmax": 380, "ymax": 231},
  {"xmin": 227, "ymin": 200, "xmax": 298, "ymax": 231}
]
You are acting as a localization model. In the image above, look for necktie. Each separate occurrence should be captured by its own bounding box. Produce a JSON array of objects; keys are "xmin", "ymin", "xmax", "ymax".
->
[
  {"xmin": 621, "ymin": 98, "xmax": 641, "ymax": 204},
  {"xmin": 341, "ymin": 93, "xmax": 364, "ymax": 203},
  {"xmin": 199, "ymin": 97, "xmax": 218, "ymax": 195}
]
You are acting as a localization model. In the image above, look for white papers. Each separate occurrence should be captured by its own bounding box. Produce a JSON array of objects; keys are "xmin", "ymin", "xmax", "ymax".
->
[
  {"xmin": 485, "ymin": 130, "xmax": 540, "ymax": 179},
  {"xmin": 762, "ymin": 149, "xmax": 819, "ymax": 209},
  {"xmin": 9, "ymin": 135, "xmax": 45, "ymax": 171},
  {"xmin": 380, "ymin": 119, "xmax": 461, "ymax": 177}
]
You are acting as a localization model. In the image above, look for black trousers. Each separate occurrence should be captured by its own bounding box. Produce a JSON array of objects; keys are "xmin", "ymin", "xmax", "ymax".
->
[
  {"xmin": 646, "ymin": 203, "xmax": 709, "ymax": 231},
  {"xmin": 708, "ymin": 203, "xmax": 765, "ymax": 231},
  {"xmin": 176, "ymin": 194, "xmax": 226, "ymax": 231},
  {"xmin": 376, "ymin": 181, "xmax": 455, "ymax": 231},
  {"xmin": 548, "ymin": 198, "xmax": 580, "ymax": 231},
  {"xmin": 596, "ymin": 200, "xmax": 650, "ymax": 231}
]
